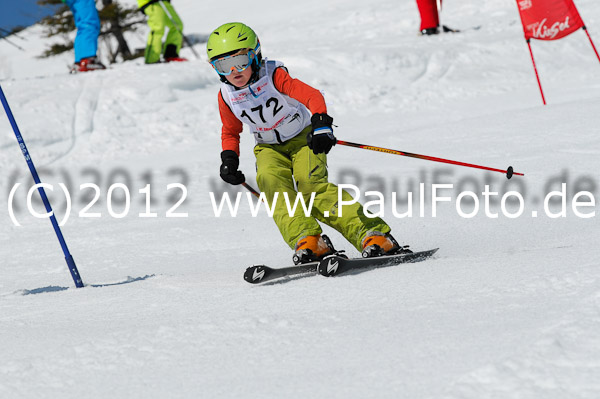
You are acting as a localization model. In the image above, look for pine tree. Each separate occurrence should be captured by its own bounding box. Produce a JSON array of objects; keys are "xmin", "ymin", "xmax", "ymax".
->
[{"xmin": 37, "ymin": 0, "xmax": 145, "ymax": 62}]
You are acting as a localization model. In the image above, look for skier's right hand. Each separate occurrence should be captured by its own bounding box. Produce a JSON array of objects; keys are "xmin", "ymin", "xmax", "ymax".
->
[{"xmin": 220, "ymin": 150, "xmax": 246, "ymax": 185}]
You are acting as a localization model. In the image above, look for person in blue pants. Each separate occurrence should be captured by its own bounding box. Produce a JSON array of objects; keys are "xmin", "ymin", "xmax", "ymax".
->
[{"xmin": 62, "ymin": 0, "xmax": 106, "ymax": 72}]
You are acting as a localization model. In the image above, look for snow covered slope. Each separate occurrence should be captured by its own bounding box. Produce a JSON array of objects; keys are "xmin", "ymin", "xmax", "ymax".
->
[{"xmin": 1, "ymin": 1, "xmax": 599, "ymax": 398}]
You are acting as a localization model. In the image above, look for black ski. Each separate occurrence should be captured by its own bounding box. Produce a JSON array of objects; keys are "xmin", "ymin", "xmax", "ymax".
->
[
  {"xmin": 244, "ymin": 261, "xmax": 320, "ymax": 284},
  {"xmin": 318, "ymin": 248, "xmax": 439, "ymax": 277}
]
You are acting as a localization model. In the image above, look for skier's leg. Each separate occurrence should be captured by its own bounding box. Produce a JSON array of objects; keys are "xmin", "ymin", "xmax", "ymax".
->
[
  {"xmin": 416, "ymin": 0, "xmax": 440, "ymax": 31},
  {"xmin": 289, "ymin": 133, "xmax": 391, "ymax": 251},
  {"xmin": 143, "ymin": 4, "xmax": 166, "ymax": 64},
  {"xmin": 67, "ymin": 0, "xmax": 101, "ymax": 62},
  {"xmin": 254, "ymin": 143, "xmax": 322, "ymax": 250},
  {"xmin": 162, "ymin": 2, "xmax": 184, "ymax": 58}
]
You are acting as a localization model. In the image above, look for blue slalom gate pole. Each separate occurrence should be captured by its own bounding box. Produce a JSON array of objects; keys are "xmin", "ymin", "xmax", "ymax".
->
[{"xmin": 0, "ymin": 85, "xmax": 84, "ymax": 288}]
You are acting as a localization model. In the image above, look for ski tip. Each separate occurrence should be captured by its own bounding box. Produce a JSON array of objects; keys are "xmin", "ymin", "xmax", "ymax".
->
[
  {"xmin": 244, "ymin": 265, "xmax": 270, "ymax": 284},
  {"xmin": 417, "ymin": 248, "xmax": 439, "ymax": 258}
]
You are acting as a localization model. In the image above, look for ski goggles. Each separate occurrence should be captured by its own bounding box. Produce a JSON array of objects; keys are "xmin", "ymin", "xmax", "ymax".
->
[{"xmin": 210, "ymin": 50, "xmax": 256, "ymax": 76}]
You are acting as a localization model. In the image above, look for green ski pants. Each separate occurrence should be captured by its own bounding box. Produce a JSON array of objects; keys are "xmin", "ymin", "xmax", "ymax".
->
[
  {"xmin": 254, "ymin": 129, "xmax": 390, "ymax": 251},
  {"xmin": 143, "ymin": 2, "xmax": 183, "ymax": 64}
]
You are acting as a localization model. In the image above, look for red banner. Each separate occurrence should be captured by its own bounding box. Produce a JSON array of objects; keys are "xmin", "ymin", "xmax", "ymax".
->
[{"xmin": 516, "ymin": 0, "xmax": 584, "ymax": 40}]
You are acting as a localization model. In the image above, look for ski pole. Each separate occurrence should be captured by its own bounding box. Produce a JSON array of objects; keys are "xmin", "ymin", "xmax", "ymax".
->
[
  {"xmin": 0, "ymin": 85, "xmax": 84, "ymax": 288},
  {"xmin": 157, "ymin": 1, "xmax": 200, "ymax": 59},
  {"xmin": 0, "ymin": 34, "xmax": 25, "ymax": 51},
  {"xmin": 336, "ymin": 140, "xmax": 523, "ymax": 179},
  {"xmin": 0, "ymin": 27, "xmax": 27, "ymax": 40},
  {"xmin": 242, "ymin": 182, "xmax": 261, "ymax": 199}
]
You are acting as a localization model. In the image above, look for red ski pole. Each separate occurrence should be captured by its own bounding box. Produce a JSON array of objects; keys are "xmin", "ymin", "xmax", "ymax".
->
[
  {"xmin": 242, "ymin": 182, "xmax": 262, "ymax": 198},
  {"xmin": 336, "ymin": 140, "xmax": 523, "ymax": 179}
]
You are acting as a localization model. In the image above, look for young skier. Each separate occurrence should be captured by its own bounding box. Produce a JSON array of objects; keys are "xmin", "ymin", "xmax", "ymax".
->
[
  {"xmin": 137, "ymin": 0, "xmax": 187, "ymax": 63},
  {"xmin": 207, "ymin": 22, "xmax": 409, "ymax": 264}
]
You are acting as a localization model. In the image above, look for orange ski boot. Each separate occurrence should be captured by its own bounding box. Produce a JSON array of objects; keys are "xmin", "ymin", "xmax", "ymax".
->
[
  {"xmin": 293, "ymin": 234, "xmax": 336, "ymax": 265},
  {"xmin": 361, "ymin": 232, "xmax": 411, "ymax": 258}
]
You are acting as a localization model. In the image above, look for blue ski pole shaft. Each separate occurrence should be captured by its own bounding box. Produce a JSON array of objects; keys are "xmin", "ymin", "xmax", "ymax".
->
[{"xmin": 0, "ymin": 85, "xmax": 84, "ymax": 288}]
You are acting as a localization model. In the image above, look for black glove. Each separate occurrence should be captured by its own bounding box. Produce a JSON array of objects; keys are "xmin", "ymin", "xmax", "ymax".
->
[
  {"xmin": 307, "ymin": 113, "xmax": 336, "ymax": 154},
  {"xmin": 220, "ymin": 150, "xmax": 245, "ymax": 185}
]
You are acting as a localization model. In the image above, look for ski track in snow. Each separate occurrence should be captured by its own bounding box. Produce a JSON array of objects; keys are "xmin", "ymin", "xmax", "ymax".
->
[{"xmin": 1, "ymin": 0, "xmax": 600, "ymax": 398}]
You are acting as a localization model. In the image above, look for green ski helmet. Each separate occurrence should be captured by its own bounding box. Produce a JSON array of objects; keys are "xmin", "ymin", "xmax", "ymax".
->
[
  {"xmin": 207, "ymin": 22, "xmax": 260, "ymax": 60},
  {"xmin": 207, "ymin": 22, "xmax": 262, "ymax": 83}
]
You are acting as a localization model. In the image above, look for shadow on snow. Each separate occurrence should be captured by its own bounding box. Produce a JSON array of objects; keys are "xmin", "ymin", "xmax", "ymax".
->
[{"xmin": 18, "ymin": 274, "xmax": 156, "ymax": 295}]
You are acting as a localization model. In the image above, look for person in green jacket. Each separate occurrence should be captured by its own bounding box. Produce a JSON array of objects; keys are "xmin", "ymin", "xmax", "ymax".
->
[{"xmin": 137, "ymin": 0, "xmax": 187, "ymax": 64}]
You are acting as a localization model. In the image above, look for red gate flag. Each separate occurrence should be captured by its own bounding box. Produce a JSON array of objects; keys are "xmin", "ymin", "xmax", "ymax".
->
[
  {"xmin": 516, "ymin": 0, "xmax": 583, "ymax": 41},
  {"xmin": 515, "ymin": 0, "xmax": 600, "ymax": 105}
]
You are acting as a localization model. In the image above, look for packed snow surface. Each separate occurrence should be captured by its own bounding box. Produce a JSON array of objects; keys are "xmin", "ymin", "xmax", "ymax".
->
[{"xmin": 1, "ymin": 0, "xmax": 599, "ymax": 398}]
